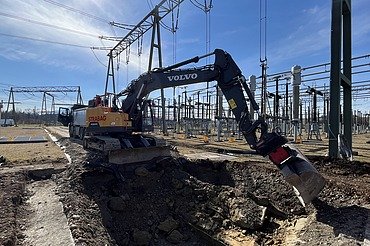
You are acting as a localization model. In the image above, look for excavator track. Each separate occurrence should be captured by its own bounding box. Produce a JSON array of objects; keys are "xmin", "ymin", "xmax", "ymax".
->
[
  {"xmin": 83, "ymin": 134, "xmax": 176, "ymax": 165},
  {"xmin": 109, "ymin": 145, "xmax": 175, "ymax": 165}
]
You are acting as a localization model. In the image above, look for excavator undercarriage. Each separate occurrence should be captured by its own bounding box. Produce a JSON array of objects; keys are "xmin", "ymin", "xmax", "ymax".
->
[{"xmin": 83, "ymin": 134, "xmax": 174, "ymax": 165}]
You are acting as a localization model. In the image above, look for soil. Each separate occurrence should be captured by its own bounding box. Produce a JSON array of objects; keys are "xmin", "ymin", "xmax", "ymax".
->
[
  {"xmin": 0, "ymin": 126, "xmax": 66, "ymax": 164},
  {"xmin": 0, "ymin": 126, "xmax": 369, "ymax": 245}
]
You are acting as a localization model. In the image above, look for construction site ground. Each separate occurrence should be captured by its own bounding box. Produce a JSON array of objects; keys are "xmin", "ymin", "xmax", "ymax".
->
[{"xmin": 0, "ymin": 125, "xmax": 369, "ymax": 246}]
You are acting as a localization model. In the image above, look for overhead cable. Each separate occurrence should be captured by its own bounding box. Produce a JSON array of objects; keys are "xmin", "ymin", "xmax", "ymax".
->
[
  {"xmin": 189, "ymin": 0, "xmax": 205, "ymax": 12},
  {"xmin": 90, "ymin": 48, "xmax": 108, "ymax": 67},
  {"xmin": 0, "ymin": 32, "xmax": 91, "ymax": 48},
  {"xmin": 41, "ymin": 0, "xmax": 123, "ymax": 42},
  {"xmin": 147, "ymin": 0, "xmax": 154, "ymax": 9},
  {"xmin": 0, "ymin": 11, "xmax": 101, "ymax": 38},
  {"xmin": 42, "ymin": 0, "xmax": 110, "ymax": 23}
]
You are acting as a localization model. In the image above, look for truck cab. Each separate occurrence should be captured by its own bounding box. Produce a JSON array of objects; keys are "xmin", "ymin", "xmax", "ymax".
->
[{"xmin": 57, "ymin": 107, "xmax": 72, "ymax": 127}]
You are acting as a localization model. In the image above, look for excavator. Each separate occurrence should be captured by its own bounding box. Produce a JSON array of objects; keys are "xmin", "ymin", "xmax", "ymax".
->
[{"xmin": 58, "ymin": 49, "xmax": 325, "ymax": 206}]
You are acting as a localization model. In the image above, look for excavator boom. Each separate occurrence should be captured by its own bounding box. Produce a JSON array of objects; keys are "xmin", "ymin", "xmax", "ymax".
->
[
  {"xmin": 115, "ymin": 49, "xmax": 325, "ymax": 205},
  {"xmin": 59, "ymin": 49, "xmax": 325, "ymax": 205}
]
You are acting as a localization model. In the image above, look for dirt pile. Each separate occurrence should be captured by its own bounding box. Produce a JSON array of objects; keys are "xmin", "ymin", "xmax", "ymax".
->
[
  {"xmin": 0, "ymin": 172, "xmax": 26, "ymax": 246},
  {"xmin": 1, "ymin": 135, "xmax": 369, "ymax": 245},
  {"xmin": 309, "ymin": 155, "xmax": 370, "ymax": 205},
  {"xmin": 53, "ymin": 138, "xmax": 308, "ymax": 245}
]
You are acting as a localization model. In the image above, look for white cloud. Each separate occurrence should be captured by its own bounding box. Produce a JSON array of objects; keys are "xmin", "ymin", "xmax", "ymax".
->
[
  {"xmin": 178, "ymin": 38, "xmax": 201, "ymax": 45},
  {"xmin": 267, "ymin": 2, "xmax": 331, "ymax": 68},
  {"xmin": 303, "ymin": 5, "xmax": 320, "ymax": 15},
  {"xmin": 0, "ymin": 0, "xmax": 129, "ymax": 71}
]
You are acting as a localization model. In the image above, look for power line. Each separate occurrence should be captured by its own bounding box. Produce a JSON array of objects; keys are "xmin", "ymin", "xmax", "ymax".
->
[
  {"xmin": 90, "ymin": 48, "xmax": 108, "ymax": 67},
  {"xmin": 23, "ymin": 0, "xmax": 130, "ymax": 44},
  {"xmin": 0, "ymin": 11, "xmax": 102, "ymax": 38},
  {"xmin": 0, "ymin": 32, "xmax": 92, "ymax": 49},
  {"xmin": 41, "ymin": 0, "xmax": 110, "ymax": 24},
  {"xmin": 42, "ymin": 0, "xmax": 122, "ymax": 42},
  {"xmin": 147, "ymin": 0, "xmax": 154, "ymax": 9},
  {"xmin": 189, "ymin": 0, "xmax": 205, "ymax": 12}
]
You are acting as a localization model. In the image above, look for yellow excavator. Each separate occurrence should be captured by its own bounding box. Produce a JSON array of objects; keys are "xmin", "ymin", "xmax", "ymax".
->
[{"xmin": 58, "ymin": 49, "xmax": 325, "ymax": 206}]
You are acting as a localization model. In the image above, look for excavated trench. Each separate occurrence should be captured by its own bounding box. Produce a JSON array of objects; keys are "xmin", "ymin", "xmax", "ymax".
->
[
  {"xmin": 2, "ymin": 135, "xmax": 369, "ymax": 245},
  {"xmin": 0, "ymin": 167, "xmax": 72, "ymax": 246},
  {"xmin": 63, "ymin": 161, "xmax": 289, "ymax": 244},
  {"xmin": 54, "ymin": 138, "xmax": 370, "ymax": 245},
  {"xmin": 51, "ymin": 138, "xmax": 311, "ymax": 245}
]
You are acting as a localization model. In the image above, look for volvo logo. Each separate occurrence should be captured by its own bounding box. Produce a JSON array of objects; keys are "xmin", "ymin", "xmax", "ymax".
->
[{"xmin": 167, "ymin": 73, "xmax": 198, "ymax": 81}]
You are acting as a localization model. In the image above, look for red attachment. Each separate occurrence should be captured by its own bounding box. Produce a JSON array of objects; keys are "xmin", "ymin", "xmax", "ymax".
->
[{"xmin": 268, "ymin": 146, "xmax": 290, "ymax": 165}]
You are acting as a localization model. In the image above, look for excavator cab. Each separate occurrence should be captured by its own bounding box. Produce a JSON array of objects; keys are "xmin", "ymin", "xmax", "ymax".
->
[{"xmin": 141, "ymin": 100, "xmax": 154, "ymax": 132}]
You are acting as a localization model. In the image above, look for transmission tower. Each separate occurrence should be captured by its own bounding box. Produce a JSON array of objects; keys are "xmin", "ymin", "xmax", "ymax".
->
[
  {"xmin": 103, "ymin": 0, "xmax": 184, "ymax": 135},
  {"xmin": 5, "ymin": 86, "xmax": 83, "ymax": 125}
]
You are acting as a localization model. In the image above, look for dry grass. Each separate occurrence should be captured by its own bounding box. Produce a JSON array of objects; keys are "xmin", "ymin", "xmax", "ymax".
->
[{"xmin": 0, "ymin": 125, "xmax": 66, "ymax": 164}]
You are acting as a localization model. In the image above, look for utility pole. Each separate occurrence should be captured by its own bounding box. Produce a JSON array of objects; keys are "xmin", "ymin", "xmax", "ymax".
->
[
  {"xmin": 259, "ymin": 0, "xmax": 268, "ymax": 119},
  {"xmin": 329, "ymin": 0, "xmax": 352, "ymax": 157}
]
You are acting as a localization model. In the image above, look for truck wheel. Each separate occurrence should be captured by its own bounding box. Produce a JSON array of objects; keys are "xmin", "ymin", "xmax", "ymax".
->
[
  {"xmin": 82, "ymin": 138, "xmax": 88, "ymax": 149},
  {"xmin": 68, "ymin": 124, "xmax": 74, "ymax": 138},
  {"xmin": 79, "ymin": 128, "xmax": 85, "ymax": 140}
]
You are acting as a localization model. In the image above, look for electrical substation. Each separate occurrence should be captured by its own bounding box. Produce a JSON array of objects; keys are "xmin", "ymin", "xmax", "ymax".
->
[{"xmin": 0, "ymin": 1, "xmax": 370, "ymax": 245}]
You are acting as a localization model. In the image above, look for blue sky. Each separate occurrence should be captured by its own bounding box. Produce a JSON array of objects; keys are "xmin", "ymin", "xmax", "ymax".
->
[{"xmin": 0, "ymin": 0, "xmax": 370, "ymax": 113}]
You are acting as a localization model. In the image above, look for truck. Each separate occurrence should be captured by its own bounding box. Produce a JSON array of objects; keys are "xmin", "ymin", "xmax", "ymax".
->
[
  {"xmin": 58, "ymin": 49, "xmax": 325, "ymax": 206},
  {"xmin": 0, "ymin": 119, "xmax": 15, "ymax": 126}
]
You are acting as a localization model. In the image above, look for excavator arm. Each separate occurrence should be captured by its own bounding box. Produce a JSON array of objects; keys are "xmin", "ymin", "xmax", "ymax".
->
[{"xmin": 116, "ymin": 49, "xmax": 325, "ymax": 206}]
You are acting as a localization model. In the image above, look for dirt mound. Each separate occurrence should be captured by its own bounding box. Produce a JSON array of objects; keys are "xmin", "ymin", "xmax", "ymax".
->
[
  {"xmin": 1, "ymin": 135, "xmax": 369, "ymax": 245},
  {"xmin": 0, "ymin": 172, "xmax": 27, "ymax": 246},
  {"xmin": 308, "ymin": 155, "xmax": 370, "ymax": 205},
  {"xmin": 53, "ymin": 138, "xmax": 309, "ymax": 245}
]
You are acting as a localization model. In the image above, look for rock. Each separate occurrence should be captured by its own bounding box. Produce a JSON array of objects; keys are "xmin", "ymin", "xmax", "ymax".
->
[
  {"xmin": 75, "ymin": 237, "xmax": 87, "ymax": 244},
  {"xmin": 135, "ymin": 167, "xmax": 149, "ymax": 177},
  {"xmin": 132, "ymin": 230, "xmax": 152, "ymax": 245},
  {"xmin": 230, "ymin": 205, "xmax": 266, "ymax": 230},
  {"xmin": 189, "ymin": 214, "xmax": 198, "ymax": 224},
  {"xmin": 70, "ymin": 224, "xmax": 78, "ymax": 229},
  {"xmin": 197, "ymin": 217, "xmax": 215, "ymax": 231},
  {"xmin": 121, "ymin": 194, "xmax": 130, "ymax": 201},
  {"xmin": 248, "ymin": 192, "xmax": 288, "ymax": 219},
  {"xmin": 165, "ymin": 198, "xmax": 174, "ymax": 207},
  {"xmin": 28, "ymin": 168, "xmax": 54, "ymax": 180},
  {"xmin": 181, "ymin": 187, "xmax": 193, "ymax": 197},
  {"xmin": 158, "ymin": 217, "xmax": 179, "ymax": 233},
  {"xmin": 166, "ymin": 230, "xmax": 184, "ymax": 244},
  {"xmin": 171, "ymin": 178, "xmax": 184, "ymax": 189},
  {"xmin": 108, "ymin": 197, "xmax": 125, "ymax": 211},
  {"xmin": 71, "ymin": 214, "xmax": 80, "ymax": 219}
]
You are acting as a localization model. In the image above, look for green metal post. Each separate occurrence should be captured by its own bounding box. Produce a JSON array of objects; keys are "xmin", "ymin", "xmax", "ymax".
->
[{"xmin": 329, "ymin": 0, "xmax": 352, "ymax": 157}]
